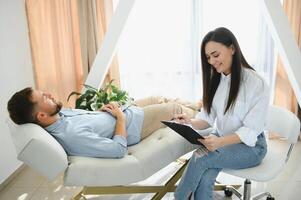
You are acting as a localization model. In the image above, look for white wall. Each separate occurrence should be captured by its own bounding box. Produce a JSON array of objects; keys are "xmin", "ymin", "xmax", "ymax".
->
[{"xmin": 0, "ymin": 0, "xmax": 35, "ymax": 184}]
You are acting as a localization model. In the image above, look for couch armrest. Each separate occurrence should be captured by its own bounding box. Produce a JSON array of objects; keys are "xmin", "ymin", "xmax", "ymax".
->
[{"xmin": 18, "ymin": 138, "xmax": 68, "ymax": 180}]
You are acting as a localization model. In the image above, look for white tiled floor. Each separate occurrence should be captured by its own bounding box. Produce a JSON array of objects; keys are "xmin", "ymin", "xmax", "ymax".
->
[{"xmin": 1, "ymin": 141, "xmax": 301, "ymax": 200}]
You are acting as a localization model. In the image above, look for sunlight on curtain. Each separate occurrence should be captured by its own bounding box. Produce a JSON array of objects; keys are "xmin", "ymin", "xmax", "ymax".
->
[
  {"xmin": 26, "ymin": 0, "xmax": 83, "ymax": 107},
  {"xmin": 26, "ymin": 0, "xmax": 119, "ymax": 108},
  {"xmin": 116, "ymin": 0, "xmax": 201, "ymax": 101},
  {"xmin": 274, "ymin": 0, "xmax": 301, "ymax": 114}
]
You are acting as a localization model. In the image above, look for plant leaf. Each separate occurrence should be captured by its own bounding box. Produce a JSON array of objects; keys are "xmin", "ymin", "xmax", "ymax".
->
[
  {"xmin": 68, "ymin": 80, "xmax": 132, "ymax": 111},
  {"xmin": 67, "ymin": 91, "xmax": 81, "ymax": 102}
]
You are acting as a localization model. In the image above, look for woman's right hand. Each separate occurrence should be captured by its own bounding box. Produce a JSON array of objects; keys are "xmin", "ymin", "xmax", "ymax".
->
[{"xmin": 173, "ymin": 113, "xmax": 192, "ymax": 124}]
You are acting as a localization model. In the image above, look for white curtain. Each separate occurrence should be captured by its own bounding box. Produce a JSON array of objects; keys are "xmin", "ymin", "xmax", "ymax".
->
[
  {"xmin": 254, "ymin": 12, "xmax": 275, "ymax": 103},
  {"xmin": 117, "ymin": 0, "xmax": 201, "ymax": 101},
  {"xmin": 116, "ymin": 0, "xmax": 274, "ymax": 103}
]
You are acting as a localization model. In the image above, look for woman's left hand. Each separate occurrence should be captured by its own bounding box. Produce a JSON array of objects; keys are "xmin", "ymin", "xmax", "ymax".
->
[{"xmin": 198, "ymin": 134, "xmax": 222, "ymax": 151}]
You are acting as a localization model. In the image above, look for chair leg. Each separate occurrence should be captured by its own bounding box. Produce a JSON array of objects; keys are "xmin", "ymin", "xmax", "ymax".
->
[
  {"xmin": 223, "ymin": 179, "xmax": 275, "ymax": 200},
  {"xmin": 243, "ymin": 179, "xmax": 252, "ymax": 200},
  {"xmin": 225, "ymin": 185, "xmax": 243, "ymax": 199},
  {"xmin": 222, "ymin": 179, "xmax": 251, "ymax": 200}
]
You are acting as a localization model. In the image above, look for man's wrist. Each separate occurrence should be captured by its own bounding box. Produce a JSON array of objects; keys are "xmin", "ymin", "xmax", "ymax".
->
[
  {"xmin": 116, "ymin": 113, "xmax": 125, "ymax": 120},
  {"xmin": 218, "ymin": 137, "xmax": 225, "ymax": 148}
]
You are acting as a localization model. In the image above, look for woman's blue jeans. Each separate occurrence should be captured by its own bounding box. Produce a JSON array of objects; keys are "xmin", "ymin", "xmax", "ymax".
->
[{"xmin": 174, "ymin": 133, "xmax": 267, "ymax": 200}]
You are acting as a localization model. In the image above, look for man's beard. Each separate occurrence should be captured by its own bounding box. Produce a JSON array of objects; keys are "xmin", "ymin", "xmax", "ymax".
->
[{"xmin": 50, "ymin": 101, "xmax": 63, "ymax": 116}]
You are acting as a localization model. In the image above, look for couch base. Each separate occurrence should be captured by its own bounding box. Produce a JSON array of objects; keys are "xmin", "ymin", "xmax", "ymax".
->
[{"xmin": 72, "ymin": 159, "xmax": 241, "ymax": 200}]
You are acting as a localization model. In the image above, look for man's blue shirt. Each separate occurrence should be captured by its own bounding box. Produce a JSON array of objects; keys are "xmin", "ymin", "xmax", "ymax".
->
[{"xmin": 45, "ymin": 106, "xmax": 144, "ymax": 158}]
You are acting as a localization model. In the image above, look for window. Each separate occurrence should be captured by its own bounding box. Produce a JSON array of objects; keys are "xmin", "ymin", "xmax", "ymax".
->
[
  {"xmin": 116, "ymin": 0, "xmax": 201, "ymax": 101},
  {"xmin": 116, "ymin": 0, "xmax": 274, "ymax": 101}
]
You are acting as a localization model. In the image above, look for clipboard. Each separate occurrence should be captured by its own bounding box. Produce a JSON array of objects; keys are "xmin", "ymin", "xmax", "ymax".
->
[{"xmin": 161, "ymin": 120, "xmax": 206, "ymax": 146}]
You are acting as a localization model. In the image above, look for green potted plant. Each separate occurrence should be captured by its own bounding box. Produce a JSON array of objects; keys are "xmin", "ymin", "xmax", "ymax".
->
[{"xmin": 67, "ymin": 80, "xmax": 132, "ymax": 111}]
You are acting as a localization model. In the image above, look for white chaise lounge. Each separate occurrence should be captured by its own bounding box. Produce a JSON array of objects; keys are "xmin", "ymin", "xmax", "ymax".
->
[{"xmin": 7, "ymin": 120, "xmax": 208, "ymax": 199}]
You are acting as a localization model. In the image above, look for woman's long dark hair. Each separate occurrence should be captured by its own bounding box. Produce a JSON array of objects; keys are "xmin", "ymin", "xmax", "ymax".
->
[{"xmin": 201, "ymin": 27, "xmax": 254, "ymax": 114}]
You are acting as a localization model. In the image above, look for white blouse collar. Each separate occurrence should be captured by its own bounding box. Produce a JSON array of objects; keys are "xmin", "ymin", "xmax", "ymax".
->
[{"xmin": 221, "ymin": 72, "xmax": 231, "ymax": 82}]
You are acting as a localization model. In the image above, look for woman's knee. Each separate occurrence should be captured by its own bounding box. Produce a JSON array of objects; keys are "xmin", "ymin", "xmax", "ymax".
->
[
  {"xmin": 190, "ymin": 151, "xmax": 220, "ymax": 168},
  {"xmin": 200, "ymin": 169, "xmax": 220, "ymax": 185}
]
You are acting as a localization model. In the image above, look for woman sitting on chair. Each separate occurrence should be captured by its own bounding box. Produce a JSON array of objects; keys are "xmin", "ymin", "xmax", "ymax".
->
[{"xmin": 174, "ymin": 27, "xmax": 269, "ymax": 200}]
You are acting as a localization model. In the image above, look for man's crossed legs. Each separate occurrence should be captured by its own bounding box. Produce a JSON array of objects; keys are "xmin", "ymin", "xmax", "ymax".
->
[{"xmin": 133, "ymin": 96, "xmax": 201, "ymax": 139}]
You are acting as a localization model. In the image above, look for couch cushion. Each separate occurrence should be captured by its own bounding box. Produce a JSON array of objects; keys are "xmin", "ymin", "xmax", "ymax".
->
[{"xmin": 64, "ymin": 127, "xmax": 199, "ymax": 186}]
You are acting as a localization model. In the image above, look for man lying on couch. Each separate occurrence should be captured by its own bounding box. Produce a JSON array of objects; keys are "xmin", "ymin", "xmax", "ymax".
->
[{"xmin": 7, "ymin": 87, "xmax": 201, "ymax": 158}]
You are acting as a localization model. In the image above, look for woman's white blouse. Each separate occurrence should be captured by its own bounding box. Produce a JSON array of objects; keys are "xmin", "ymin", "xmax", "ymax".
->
[{"xmin": 196, "ymin": 68, "xmax": 270, "ymax": 146}]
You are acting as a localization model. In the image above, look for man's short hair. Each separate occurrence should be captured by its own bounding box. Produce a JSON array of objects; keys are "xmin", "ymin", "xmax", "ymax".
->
[{"xmin": 7, "ymin": 87, "xmax": 37, "ymax": 125}]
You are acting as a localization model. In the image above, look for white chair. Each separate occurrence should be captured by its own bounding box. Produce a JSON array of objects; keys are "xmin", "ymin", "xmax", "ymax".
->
[
  {"xmin": 222, "ymin": 105, "xmax": 300, "ymax": 200},
  {"xmin": 7, "ymin": 118, "xmax": 215, "ymax": 200}
]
